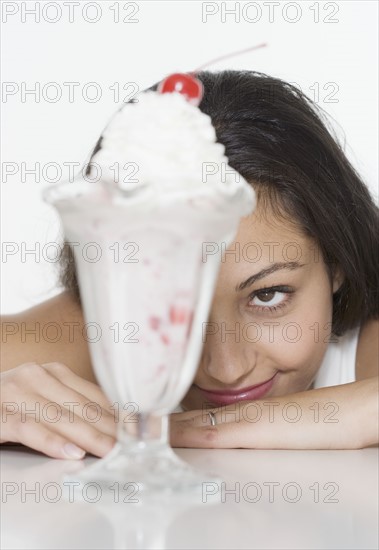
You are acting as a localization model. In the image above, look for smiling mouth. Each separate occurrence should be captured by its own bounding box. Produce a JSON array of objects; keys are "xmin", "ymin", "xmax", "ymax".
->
[{"xmin": 194, "ymin": 372, "xmax": 278, "ymax": 405}]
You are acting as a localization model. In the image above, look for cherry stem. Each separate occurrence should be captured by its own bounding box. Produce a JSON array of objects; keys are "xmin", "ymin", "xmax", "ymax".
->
[{"xmin": 192, "ymin": 43, "xmax": 268, "ymax": 73}]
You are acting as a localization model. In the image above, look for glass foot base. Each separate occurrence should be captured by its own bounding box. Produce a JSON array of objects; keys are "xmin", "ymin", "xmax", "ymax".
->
[{"xmin": 64, "ymin": 442, "xmax": 221, "ymax": 501}]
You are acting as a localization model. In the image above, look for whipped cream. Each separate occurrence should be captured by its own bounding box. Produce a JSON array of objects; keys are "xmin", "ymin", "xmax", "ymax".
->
[{"xmin": 91, "ymin": 91, "xmax": 243, "ymax": 192}]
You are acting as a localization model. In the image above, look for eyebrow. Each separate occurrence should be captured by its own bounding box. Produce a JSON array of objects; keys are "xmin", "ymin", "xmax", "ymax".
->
[{"xmin": 236, "ymin": 261, "xmax": 306, "ymax": 292}]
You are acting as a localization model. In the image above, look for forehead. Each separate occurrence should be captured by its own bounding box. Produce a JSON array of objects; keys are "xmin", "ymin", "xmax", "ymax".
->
[
  {"xmin": 235, "ymin": 205, "xmax": 314, "ymax": 258},
  {"xmin": 214, "ymin": 202, "xmax": 329, "ymax": 295},
  {"xmin": 214, "ymin": 204, "xmax": 321, "ymax": 291}
]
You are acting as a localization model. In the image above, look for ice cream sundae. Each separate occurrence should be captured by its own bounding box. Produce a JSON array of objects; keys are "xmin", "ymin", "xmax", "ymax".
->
[{"xmin": 44, "ymin": 71, "xmax": 256, "ymax": 492}]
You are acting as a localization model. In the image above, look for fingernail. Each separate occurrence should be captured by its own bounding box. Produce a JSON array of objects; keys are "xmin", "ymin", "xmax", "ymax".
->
[{"xmin": 63, "ymin": 443, "xmax": 86, "ymax": 459}]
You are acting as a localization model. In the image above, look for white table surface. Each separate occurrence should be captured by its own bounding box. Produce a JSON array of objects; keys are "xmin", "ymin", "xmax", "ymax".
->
[{"xmin": 1, "ymin": 445, "xmax": 378, "ymax": 550}]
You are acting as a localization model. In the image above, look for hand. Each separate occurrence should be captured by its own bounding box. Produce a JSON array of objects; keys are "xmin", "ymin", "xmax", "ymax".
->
[
  {"xmin": 170, "ymin": 402, "xmax": 279, "ymax": 449},
  {"xmin": 169, "ymin": 401, "xmax": 322, "ymax": 449},
  {"xmin": 1, "ymin": 362, "xmax": 117, "ymax": 459},
  {"xmin": 170, "ymin": 379, "xmax": 378, "ymax": 450}
]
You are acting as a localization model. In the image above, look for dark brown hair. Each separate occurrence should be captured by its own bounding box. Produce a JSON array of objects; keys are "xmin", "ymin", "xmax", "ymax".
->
[{"xmin": 58, "ymin": 70, "xmax": 379, "ymax": 336}]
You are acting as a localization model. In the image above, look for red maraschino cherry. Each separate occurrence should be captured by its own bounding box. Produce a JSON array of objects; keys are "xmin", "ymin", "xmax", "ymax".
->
[
  {"xmin": 158, "ymin": 73, "xmax": 203, "ymax": 106},
  {"xmin": 157, "ymin": 43, "xmax": 267, "ymax": 107}
]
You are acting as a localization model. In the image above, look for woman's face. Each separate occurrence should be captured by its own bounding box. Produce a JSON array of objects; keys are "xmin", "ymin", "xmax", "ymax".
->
[{"xmin": 181, "ymin": 202, "xmax": 343, "ymax": 410}]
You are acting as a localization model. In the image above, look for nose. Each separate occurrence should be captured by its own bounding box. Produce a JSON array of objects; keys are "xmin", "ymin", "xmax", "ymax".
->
[{"xmin": 199, "ymin": 319, "xmax": 257, "ymax": 386}]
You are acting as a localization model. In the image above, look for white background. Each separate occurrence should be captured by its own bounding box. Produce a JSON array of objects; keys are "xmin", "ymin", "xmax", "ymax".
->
[{"xmin": 1, "ymin": 0, "xmax": 378, "ymax": 314}]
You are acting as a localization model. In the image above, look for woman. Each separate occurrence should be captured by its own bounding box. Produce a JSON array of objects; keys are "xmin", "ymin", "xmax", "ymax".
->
[{"xmin": 1, "ymin": 70, "xmax": 378, "ymax": 459}]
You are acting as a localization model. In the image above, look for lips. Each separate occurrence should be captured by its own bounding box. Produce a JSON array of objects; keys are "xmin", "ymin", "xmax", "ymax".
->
[{"xmin": 195, "ymin": 372, "xmax": 278, "ymax": 405}]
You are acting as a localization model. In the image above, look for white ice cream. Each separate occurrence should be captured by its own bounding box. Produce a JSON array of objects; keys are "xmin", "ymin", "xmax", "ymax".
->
[
  {"xmin": 91, "ymin": 91, "xmax": 239, "ymax": 192},
  {"xmin": 44, "ymin": 89, "xmax": 256, "ymax": 417}
]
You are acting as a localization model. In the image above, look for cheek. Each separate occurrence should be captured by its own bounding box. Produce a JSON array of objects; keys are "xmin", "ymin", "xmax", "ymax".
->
[
  {"xmin": 260, "ymin": 326, "xmax": 329, "ymax": 377},
  {"xmin": 248, "ymin": 321, "xmax": 330, "ymax": 395},
  {"xmin": 252, "ymin": 321, "xmax": 329, "ymax": 366},
  {"xmin": 253, "ymin": 280, "xmax": 334, "ymax": 376}
]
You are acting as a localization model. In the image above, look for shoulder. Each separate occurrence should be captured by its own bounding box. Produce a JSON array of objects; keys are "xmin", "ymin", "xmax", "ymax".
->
[{"xmin": 355, "ymin": 318, "xmax": 379, "ymax": 380}]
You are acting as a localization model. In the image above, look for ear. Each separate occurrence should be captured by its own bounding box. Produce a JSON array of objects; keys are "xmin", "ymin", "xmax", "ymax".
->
[{"xmin": 332, "ymin": 265, "xmax": 345, "ymax": 294}]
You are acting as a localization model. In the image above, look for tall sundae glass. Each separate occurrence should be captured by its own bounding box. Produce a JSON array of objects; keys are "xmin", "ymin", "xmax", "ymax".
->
[{"xmin": 44, "ymin": 84, "xmax": 255, "ymax": 493}]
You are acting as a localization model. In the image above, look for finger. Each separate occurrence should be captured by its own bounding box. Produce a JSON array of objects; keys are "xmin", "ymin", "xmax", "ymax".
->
[
  {"xmin": 5, "ymin": 394, "xmax": 116, "ymax": 458},
  {"xmin": 171, "ymin": 408, "xmax": 227, "ymax": 428},
  {"xmin": 170, "ymin": 418, "xmax": 252, "ymax": 449},
  {"xmin": 7, "ymin": 417, "xmax": 86, "ymax": 460},
  {"xmin": 190, "ymin": 406, "xmax": 243, "ymax": 427},
  {"xmin": 170, "ymin": 410, "xmax": 213, "ymax": 428},
  {"xmin": 38, "ymin": 365, "xmax": 117, "ymax": 438},
  {"xmin": 41, "ymin": 362, "xmax": 114, "ymax": 413},
  {"xmin": 50, "ymin": 406, "xmax": 116, "ymax": 457}
]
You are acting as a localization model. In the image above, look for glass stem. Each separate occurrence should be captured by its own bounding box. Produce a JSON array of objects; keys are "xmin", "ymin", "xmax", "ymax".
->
[{"xmin": 117, "ymin": 411, "xmax": 169, "ymax": 452}]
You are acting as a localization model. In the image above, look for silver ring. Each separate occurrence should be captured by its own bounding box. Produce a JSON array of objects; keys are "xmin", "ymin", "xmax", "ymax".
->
[{"xmin": 208, "ymin": 411, "xmax": 217, "ymax": 426}]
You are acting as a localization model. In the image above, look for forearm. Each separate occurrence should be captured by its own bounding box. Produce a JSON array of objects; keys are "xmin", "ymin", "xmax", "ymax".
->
[
  {"xmin": 249, "ymin": 377, "xmax": 379, "ymax": 449},
  {"xmin": 171, "ymin": 377, "xmax": 379, "ymax": 449}
]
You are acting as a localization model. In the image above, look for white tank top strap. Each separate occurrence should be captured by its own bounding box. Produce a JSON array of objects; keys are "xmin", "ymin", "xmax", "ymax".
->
[{"xmin": 312, "ymin": 325, "xmax": 361, "ymax": 389}]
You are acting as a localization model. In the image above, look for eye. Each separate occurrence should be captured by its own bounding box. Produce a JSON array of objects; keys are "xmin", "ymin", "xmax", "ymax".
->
[{"xmin": 247, "ymin": 286, "xmax": 294, "ymax": 314}]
